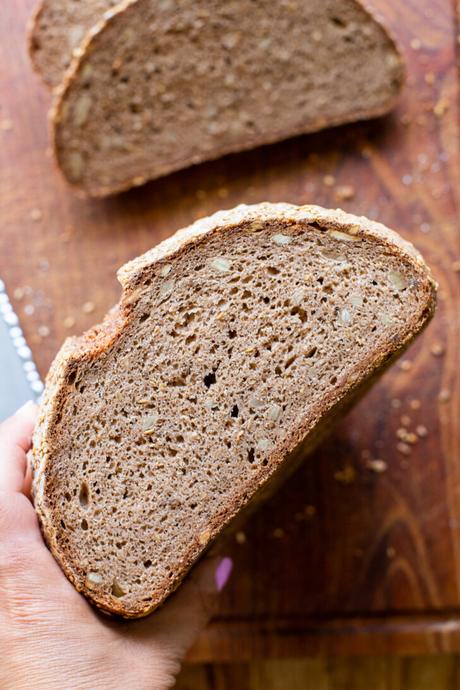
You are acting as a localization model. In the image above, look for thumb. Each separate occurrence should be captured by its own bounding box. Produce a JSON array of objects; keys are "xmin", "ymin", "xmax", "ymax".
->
[{"xmin": 131, "ymin": 556, "xmax": 233, "ymax": 659}]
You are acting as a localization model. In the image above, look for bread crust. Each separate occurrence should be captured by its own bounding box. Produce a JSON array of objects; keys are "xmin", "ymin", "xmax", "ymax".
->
[
  {"xmin": 33, "ymin": 203, "xmax": 436, "ymax": 617},
  {"xmin": 45, "ymin": 0, "xmax": 405, "ymax": 197}
]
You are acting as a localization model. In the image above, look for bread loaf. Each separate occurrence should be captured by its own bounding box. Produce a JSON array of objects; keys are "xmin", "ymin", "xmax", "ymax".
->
[
  {"xmin": 33, "ymin": 203, "xmax": 436, "ymax": 618},
  {"xmin": 40, "ymin": 0, "xmax": 404, "ymax": 197}
]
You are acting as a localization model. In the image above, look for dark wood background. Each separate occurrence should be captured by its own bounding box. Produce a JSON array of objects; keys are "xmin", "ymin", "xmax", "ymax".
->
[{"xmin": 1, "ymin": 0, "xmax": 459, "ymax": 661}]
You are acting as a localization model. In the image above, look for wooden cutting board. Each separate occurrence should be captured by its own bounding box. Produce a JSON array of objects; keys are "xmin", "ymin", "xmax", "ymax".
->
[{"xmin": 1, "ymin": 0, "xmax": 459, "ymax": 660}]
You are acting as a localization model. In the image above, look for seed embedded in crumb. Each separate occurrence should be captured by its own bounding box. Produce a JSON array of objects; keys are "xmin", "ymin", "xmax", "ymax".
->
[
  {"xmin": 210, "ymin": 257, "xmax": 232, "ymax": 272},
  {"xmin": 273, "ymin": 233, "xmax": 292, "ymax": 246},
  {"xmin": 63, "ymin": 316, "xmax": 76, "ymax": 329},
  {"xmin": 416, "ymin": 425, "xmax": 428, "ymax": 438},
  {"xmin": 430, "ymin": 342, "xmax": 445, "ymax": 357},
  {"xmin": 366, "ymin": 459, "xmax": 388, "ymax": 473},
  {"xmin": 235, "ymin": 531, "xmax": 246, "ymax": 544},
  {"xmin": 82, "ymin": 301, "xmax": 95, "ymax": 314}
]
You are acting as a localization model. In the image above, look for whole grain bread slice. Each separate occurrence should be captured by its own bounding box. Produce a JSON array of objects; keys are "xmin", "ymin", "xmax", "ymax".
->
[
  {"xmin": 47, "ymin": 0, "xmax": 404, "ymax": 197},
  {"xmin": 28, "ymin": 0, "xmax": 118, "ymax": 88},
  {"xmin": 33, "ymin": 203, "xmax": 436, "ymax": 618}
]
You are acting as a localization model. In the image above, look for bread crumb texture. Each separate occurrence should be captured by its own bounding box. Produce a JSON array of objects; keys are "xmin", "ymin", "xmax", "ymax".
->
[
  {"xmin": 44, "ymin": 0, "xmax": 403, "ymax": 196},
  {"xmin": 33, "ymin": 204, "xmax": 435, "ymax": 617}
]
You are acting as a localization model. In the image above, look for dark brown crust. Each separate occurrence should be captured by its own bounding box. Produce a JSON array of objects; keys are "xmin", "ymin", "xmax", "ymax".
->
[
  {"xmin": 47, "ymin": 0, "xmax": 406, "ymax": 198},
  {"xmin": 32, "ymin": 203, "xmax": 436, "ymax": 617}
]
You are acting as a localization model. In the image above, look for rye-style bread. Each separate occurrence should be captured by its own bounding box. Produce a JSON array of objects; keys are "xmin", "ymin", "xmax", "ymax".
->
[
  {"xmin": 43, "ymin": 0, "xmax": 404, "ymax": 197},
  {"xmin": 29, "ymin": 0, "xmax": 118, "ymax": 88},
  {"xmin": 33, "ymin": 203, "xmax": 436, "ymax": 618}
]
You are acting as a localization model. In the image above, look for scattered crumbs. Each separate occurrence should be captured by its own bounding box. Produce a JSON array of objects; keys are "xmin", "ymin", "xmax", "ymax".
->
[
  {"xmin": 82, "ymin": 301, "xmax": 95, "ymax": 314},
  {"xmin": 0, "ymin": 118, "xmax": 13, "ymax": 131},
  {"xmin": 386, "ymin": 546, "xmax": 396, "ymax": 559},
  {"xmin": 397, "ymin": 442, "xmax": 412, "ymax": 456},
  {"xmin": 13, "ymin": 287, "xmax": 24, "ymax": 300},
  {"xmin": 63, "ymin": 316, "xmax": 76, "ymax": 329},
  {"xmin": 296, "ymin": 505, "xmax": 317, "ymax": 521},
  {"xmin": 335, "ymin": 185, "xmax": 355, "ymax": 202},
  {"xmin": 195, "ymin": 189, "xmax": 207, "ymax": 201},
  {"xmin": 410, "ymin": 38, "xmax": 422, "ymax": 50},
  {"xmin": 235, "ymin": 531, "xmax": 246, "ymax": 544},
  {"xmin": 272, "ymin": 527, "xmax": 285, "ymax": 539},
  {"xmin": 433, "ymin": 99, "xmax": 449, "ymax": 117},
  {"xmin": 391, "ymin": 398, "xmax": 402, "ymax": 409},
  {"xmin": 400, "ymin": 113, "xmax": 412, "ymax": 127},
  {"xmin": 410, "ymin": 399, "xmax": 421, "ymax": 410},
  {"xmin": 37, "ymin": 325, "xmax": 50, "ymax": 338},
  {"xmin": 217, "ymin": 187, "xmax": 229, "ymax": 199},
  {"xmin": 416, "ymin": 425, "xmax": 428, "ymax": 438},
  {"xmin": 452, "ymin": 261, "xmax": 460, "ymax": 273},
  {"xmin": 399, "ymin": 359, "xmax": 413, "ymax": 372},
  {"xmin": 431, "ymin": 342, "xmax": 445, "ymax": 357},
  {"xmin": 334, "ymin": 465, "xmax": 356, "ymax": 484},
  {"xmin": 323, "ymin": 174, "xmax": 335, "ymax": 187},
  {"xmin": 424, "ymin": 71, "xmax": 435, "ymax": 85},
  {"xmin": 420, "ymin": 222, "xmax": 431, "ymax": 234},
  {"xmin": 405, "ymin": 432, "xmax": 418, "ymax": 445},
  {"xmin": 366, "ymin": 459, "xmax": 388, "ymax": 474},
  {"xmin": 401, "ymin": 415, "xmax": 411, "ymax": 427},
  {"xmin": 438, "ymin": 389, "xmax": 451, "ymax": 403},
  {"xmin": 30, "ymin": 208, "xmax": 43, "ymax": 222},
  {"xmin": 24, "ymin": 304, "xmax": 34, "ymax": 316},
  {"xmin": 402, "ymin": 174, "xmax": 413, "ymax": 186}
]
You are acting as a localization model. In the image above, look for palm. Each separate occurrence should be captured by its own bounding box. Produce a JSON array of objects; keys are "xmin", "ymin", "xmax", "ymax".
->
[{"xmin": 0, "ymin": 404, "xmax": 231, "ymax": 690}]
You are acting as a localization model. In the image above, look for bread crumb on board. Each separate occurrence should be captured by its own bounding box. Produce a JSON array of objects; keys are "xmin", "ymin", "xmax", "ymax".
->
[
  {"xmin": 334, "ymin": 465, "xmax": 357, "ymax": 484},
  {"xmin": 82, "ymin": 301, "xmax": 95, "ymax": 314},
  {"xmin": 235, "ymin": 531, "xmax": 246, "ymax": 544},
  {"xmin": 431, "ymin": 342, "xmax": 445, "ymax": 357},
  {"xmin": 29, "ymin": 208, "xmax": 43, "ymax": 222},
  {"xmin": 366, "ymin": 459, "xmax": 388, "ymax": 473},
  {"xmin": 335, "ymin": 185, "xmax": 356, "ymax": 202}
]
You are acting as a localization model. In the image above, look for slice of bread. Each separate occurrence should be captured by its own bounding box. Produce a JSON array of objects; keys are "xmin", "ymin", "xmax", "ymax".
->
[
  {"xmin": 33, "ymin": 203, "xmax": 436, "ymax": 618},
  {"xmin": 29, "ymin": 0, "xmax": 118, "ymax": 88},
  {"xmin": 47, "ymin": 0, "xmax": 404, "ymax": 197}
]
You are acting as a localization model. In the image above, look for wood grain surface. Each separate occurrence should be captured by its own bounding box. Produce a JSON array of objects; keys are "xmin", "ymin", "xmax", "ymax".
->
[
  {"xmin": 176, "ymin": 656, "xmax": 460, "ymax": 690},
  {"xmin": 1, "ymin": 0, "xmax": 459, "ymax": 660}
]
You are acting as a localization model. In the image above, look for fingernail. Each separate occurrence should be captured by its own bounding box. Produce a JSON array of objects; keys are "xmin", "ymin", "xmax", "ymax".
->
[{"xmin": 215, "ymin": 557, "xmax": 233, "ymax": 592}]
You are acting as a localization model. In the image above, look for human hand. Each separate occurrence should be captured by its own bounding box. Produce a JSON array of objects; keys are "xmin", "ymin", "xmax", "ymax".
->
[{"xmin": 0, "ymin": 402, "xmax": 232, "ymax": 690}]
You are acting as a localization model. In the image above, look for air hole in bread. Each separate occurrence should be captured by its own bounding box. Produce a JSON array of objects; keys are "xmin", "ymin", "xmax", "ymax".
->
[
  {"xmin": 203, "ymin": 372, "xmax": 217, "ymax": 388},
  {"xmin": 79, "ymin": 482, "xmax": 89, "ymax": 507}
]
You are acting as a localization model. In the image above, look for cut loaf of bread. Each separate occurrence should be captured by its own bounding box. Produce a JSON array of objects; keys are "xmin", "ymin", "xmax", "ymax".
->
[
  {"xmin": 45, "ymin": 0, "xmax": 404, "ymax": 197},
  {"xmin": 33, "ymin": 203, "xmax": 436, "ymax": 618}
]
